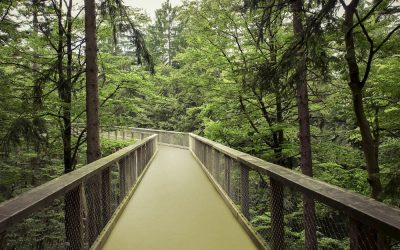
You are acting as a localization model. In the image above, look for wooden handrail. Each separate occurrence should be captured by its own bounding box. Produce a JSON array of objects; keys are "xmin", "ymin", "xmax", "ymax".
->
[
  {"xmin": 189, "ymin": 133, "xmax": 400, "ymax": 239},
  {"xmin": 189, "ymin": 133, "xmax": 245, "ymax": 160},
  {"xmin": 127, "ymin": 127, "xmax": 188, "ymax": 135},
  {"xmin": 0, "ymin": 135, "xmax": 157, "ymax": 233}
]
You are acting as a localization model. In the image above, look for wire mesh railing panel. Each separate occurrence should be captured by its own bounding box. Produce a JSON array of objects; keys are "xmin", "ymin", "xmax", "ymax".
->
[
  {"xmin": 84, "ymin": 175, "xmax": 103, "ymax": 246},
  {"xmin": 314, "ymin": 201, "xmax": 349, "ymax": 249},
  {"xmin": 349, "ymin": 218, "xmax": 400, "ymax": 250},
  {"xmin": 189, "ymin": 134, "xmax": 400, "ymax": 250},
  {"xmin": 4, "ymin": 198, "xmax": 68, "ymax": 249},
  {"xmin": 247, "ymin": 170, "xmax": 269, "ymax": 224},
  {"xmin": 128, "ymin": 128, "xmax": 189, "ymax": 147},
  {"xmin": 229, "ymin": 160, "xmax": 242, "ymax": 206},
  {"xmin": 0, "ymin": 135, "xmax": 158, "ymax": 250},
  {"xmin": 110, "ymin": 163, "xmax": 121, "ymax": 213}
]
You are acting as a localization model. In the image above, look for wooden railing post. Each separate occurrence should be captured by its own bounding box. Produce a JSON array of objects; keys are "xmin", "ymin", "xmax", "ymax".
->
[
  {"xmin": 129, "ymin": 152, "xmax": 134, "ymax": 187},
  {"xmin": 145, "ymin": 143, "xmax": 149, "ymax": 165},
  {"xmin": 224, "ymin": 156, "xmax": 231, "ymax": 196},
  {"xmin": 132, "ymin": 151, "xmax": 137, "ymax": 183},
  {"xmin": 101, "ymin": 167, "xmax": 111, "ymax": 228},
  {"xmin": 240, "ymin": 163, "xmax": 250, "ymax": 220},
  {"xmin": 201, "ymin": 142, "xmax": 204, "ymax": 164},
  {"xmin": 128, "ymin": 155, "xmax": 133, "ymax": 190},
  {"xmin": 114, "ymin": 131, "xmax": 117, "ymax": 139},
  {"xmin": 119, "ymin": 158, "xmax": 127, "ymax": 199},
  {"xmin": 205, "ymin": 145, "xmax": 210, "ymax": 169},
  {"xmin": 270, "ymin": 177, "xmax": 284, "ymax": 250},
  {"xmin": 145, "ymin": 143, "xmax": 149, "ymax": 163},
  {"xmin": 0, "ymin": 230, "xmax": 6, "ymax": 250},
  {"xmin": 213, "ymin": 149, "xmax": 219, "ymax": 180},
  {"xmin": 350, "ymin": 218, "xmax": 381, "ymax": 250},
  {"xmin": 137, "ymin": 146, "xmax": 142, "ymax": 175},
  {"xmin": 122, "ymin": 130, "xmax": 126, "ymax": 140}
]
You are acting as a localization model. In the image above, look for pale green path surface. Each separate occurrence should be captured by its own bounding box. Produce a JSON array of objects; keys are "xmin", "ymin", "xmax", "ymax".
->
[{"xmin": 103, "ymin": 145, "xmax": 257, "ymax": 250}]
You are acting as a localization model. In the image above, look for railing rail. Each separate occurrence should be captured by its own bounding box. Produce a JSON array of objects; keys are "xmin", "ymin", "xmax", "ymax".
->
[
  {"xmin": 97, "ymin": 126, "xmax": 189, "ymax": 147},
  {"xmin": 8, "ymin": 125, "xmax": 400, "ymax": 249},
  {"xmin": 189, "ymin": 133, "xmax": 400, "ymax": 249},
  {"xmin": 72, "ymin": 123, "xmax": 189, "ymax": 147},
  {"xmin": 0, "ymin": 134, "xmax": 158, "ymax": 249}
]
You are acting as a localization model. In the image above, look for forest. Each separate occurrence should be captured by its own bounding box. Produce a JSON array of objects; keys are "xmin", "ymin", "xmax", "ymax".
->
[{"xmin": 0, "ymin": 0, "xmax": 399, "ymax": 249}]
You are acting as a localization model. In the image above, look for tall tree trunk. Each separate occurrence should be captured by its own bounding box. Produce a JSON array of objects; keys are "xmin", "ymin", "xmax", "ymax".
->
[
  {"xmin": 269, "ymin": 30, "xmax": 285, "ymax": 167},
  {"xmin": 53, "ymin": 1, "xmax": 84, "ymax": 249},
  {"xmin": 32, "ymin": 0, "xmax": 42, "ymax": 107},
  {"xmin": 290, "ymin": 0, "xmax": 317, "ymax": 248},
  {"xmin": 58, "ymin": 0, "xmax": 73, "ymax": 174},
  {"xmin": 54, "ymin": 0, "xmax": 72, "ymax": 174},
  {"xmin": 84, "ymin": 0, "xmax": 102, "ymax": 245},
  {"xmin": 343, "ymin": 0, "xmax": 383, "ymax": 201},
  {"xmin": 84, "ymin": 0, "xmax": 100, "ymax": 163},
  {"xmin": 31, "ymin": 0, "xmax": 40, "ymax": 187},
  {"xmin": 343, "ymin": 1, "xmax": 385, "ymax": 248}
]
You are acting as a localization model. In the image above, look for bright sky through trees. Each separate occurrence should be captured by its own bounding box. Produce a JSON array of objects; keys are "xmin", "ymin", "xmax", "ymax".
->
[{"xmin": 124, "ymin": 0, "xmax": 182, "ymax": 18}]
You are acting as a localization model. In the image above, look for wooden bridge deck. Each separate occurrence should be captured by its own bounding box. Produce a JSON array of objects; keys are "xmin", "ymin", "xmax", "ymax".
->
[{"xmin": 102, "ymin": 145, "xmax": 257, "ymax": 250}]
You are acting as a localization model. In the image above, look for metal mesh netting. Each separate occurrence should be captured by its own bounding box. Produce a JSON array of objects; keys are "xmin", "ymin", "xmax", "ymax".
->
[
  {"xmin": 2, "ymin": 139, "xmax": 156, "ymax": 249},
  {"xmin": 191, "ymin": 138, "xmax": 400, "ymax": 249},
  {"xmin": 4, "ymin": 198, "xmax": 67, "ymax": 249},
  {"xmin": 100, "ymin": 127, "xmax": 189, "ymax": 147}
]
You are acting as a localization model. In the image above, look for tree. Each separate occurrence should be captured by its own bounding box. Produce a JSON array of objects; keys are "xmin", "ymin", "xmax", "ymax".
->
[
  {"xmin": 148, "ymin": 0, "xmax": 185, "ymax": 66},
  {"xmin": 85, "ymin": 0, "xmax": 101, "ymax": 164}
]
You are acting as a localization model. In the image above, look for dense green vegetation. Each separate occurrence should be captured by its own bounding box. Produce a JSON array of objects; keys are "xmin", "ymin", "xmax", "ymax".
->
[{"xmin": 0, "ymin": 0, "xmax": 399, "ymax": 248}]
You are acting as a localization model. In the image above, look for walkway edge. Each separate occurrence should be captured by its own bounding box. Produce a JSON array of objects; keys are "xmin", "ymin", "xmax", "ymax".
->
[
  {"xmin": 90, "ymin": 149, "xmax": 160, "ymax": 250},
  {"xmin": 189, "ymin": 149, "xmax": 269, "ymax": 250}
]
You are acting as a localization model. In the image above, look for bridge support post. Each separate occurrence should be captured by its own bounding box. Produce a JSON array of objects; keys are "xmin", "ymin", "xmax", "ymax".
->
[
  {"xmin": 240, "ymin": 164, "xmax": 250, "ymax": 220},
  {"xmin": 0, "ymin": 230, "xmax": 6, "ymax": 250},
  {"xmin": 270, "ymin": 177, "xmax": 285, "ymax": 250},
  {"xmin": 137, "ymin": 146, "xmax": 143, "ymax": 175},
  {"xmin": 224, "ymin": 156, "xmax": 231, "ymax": 196},
  {"xmin": 205, "ymin": 145, "xmax": 209, "ymax": 169},
  {"xmin": 132, "ymin": 151, "xmax": 137, "ymax": 183},
  {"xmin": 129, "ymin": 152, "xmax": 134, "ymax": 187},
  {"xmin": 350, "ymin": 218, "xmax": 382, "ymax": 250},
  {"xmin": 102, "ymin": 167, "xmax": 111, "ymax": 227},
  {"xmin": 119, "ymin": 158, "xmax": 127, "ymax": 199},
  {"xmin": 214, "ymin": 150, "xmax": 221, "ymax": 182},
  {"xmin": 65, "ymin": 184, "xmax": 84, "ymax": 250}
]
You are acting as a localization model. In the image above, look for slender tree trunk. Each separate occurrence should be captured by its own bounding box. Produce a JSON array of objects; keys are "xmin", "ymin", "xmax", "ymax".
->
[
  {"xmin": 54, "ymin": 0, "xmax": 73, "ymax": 174},
  {"xmin": 31, "ymin": 0, "xmax": 41, "ymax": 187},
  {"xmin": 343, "ymin": 1, "xmax": 386, "ymax": 248},
  {"xmin": 84, "ymin": 0, "xmax": 102, "ymax": 245},
  {"xmin": 32, "ymin": 0, "xmax": 43, "ymax": 107},
  {"xmin": 290, "ymin": 0, "xmax": 317, "ymax": 248},
  {"xmin": 59, "ymin": 0, "xmax": 73, "ymax": 174},
  {"xmin": 54, "ymin": 1, "xmax": 84, "ymax": 249},
  {"xmin": 84, "ymin": 0, "xmax": 100, "ymax": 163},
  {"xmin": 269, "ymin": 30, "xmax": 285, "ymax": 166},
  {"xmin": 343, "ymin": 0, "xmax": 383, "ymax": 201}
]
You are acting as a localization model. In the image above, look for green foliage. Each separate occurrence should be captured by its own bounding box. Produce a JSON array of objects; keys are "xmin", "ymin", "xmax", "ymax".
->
[
  {"xmin": 0, "ymin": 0, "xmax": 400, "ymax": 248},
  {"xmin": 100, "ymin": 138, "xmax": 136, "ymax": 156}
]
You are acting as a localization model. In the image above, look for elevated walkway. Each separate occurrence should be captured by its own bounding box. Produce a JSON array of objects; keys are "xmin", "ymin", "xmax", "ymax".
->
[
  {"xmin": 103, "ymin": 145, "xmax": 257, "ymax": 250},
  {"xmin": 1, "ymin": 128, "xmax": 400, "ymax": 250}
]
